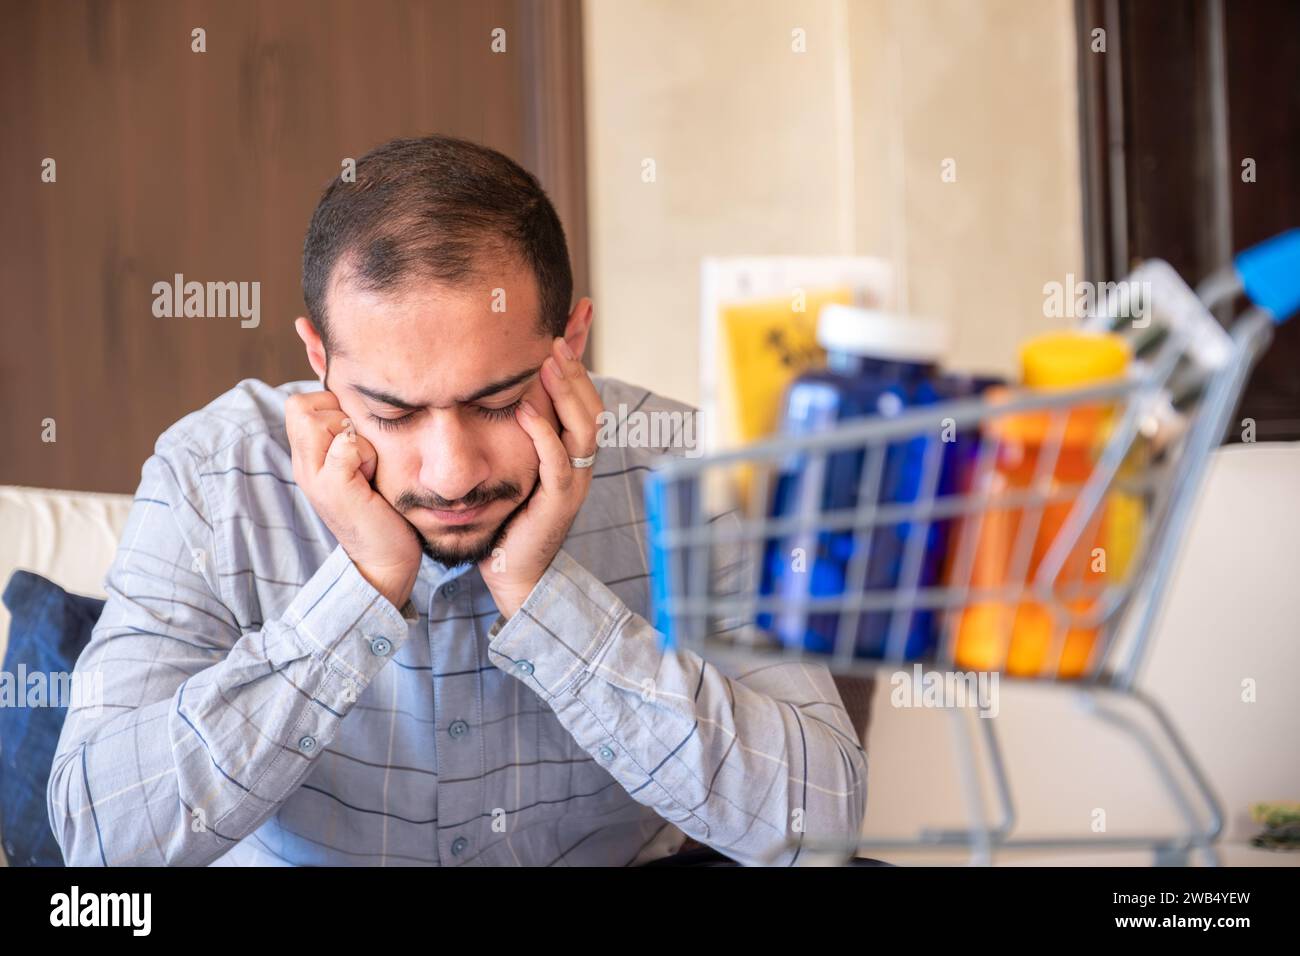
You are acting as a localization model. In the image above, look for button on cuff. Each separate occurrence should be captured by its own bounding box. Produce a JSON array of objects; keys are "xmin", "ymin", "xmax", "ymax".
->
[{"xmin": 285, "ymin": 545, "xmax": 416, "ymax": 692}]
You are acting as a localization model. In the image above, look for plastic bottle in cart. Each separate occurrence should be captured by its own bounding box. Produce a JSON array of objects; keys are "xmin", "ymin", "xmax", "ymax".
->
[
  {"xmin": 757, "ymin": 305, "xmax": 988, "ymax": 659},
  {"xmin": 951, "ymin": 330, "xmax": 1131, "ymax": 677}
]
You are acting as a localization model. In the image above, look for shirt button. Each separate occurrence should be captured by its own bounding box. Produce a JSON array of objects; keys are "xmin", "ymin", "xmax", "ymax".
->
[
  {"xmin": 298, "ymin": 735, "xmax": 317, "ymax": 754},
  {"xmin": 448, "ymin": 719, "xmax": 469, "ymax": 739},
  {"xmin": 442, "ymin": 581, "xmax": 458, "ymax": 598},
  {"xmin": 451, "ymin": 836, "xmax": 469, "ymax": 856},
  {"xmin": 368, "ymin": 636, "xmax": 392, "ymax": 657},
  {"xmin": 598, "ymin": 745, "xmax": 615, "ymax": 762},
  {"xmin": 514, "ymin": 660, "xmax": 534, "ymax": 676}
]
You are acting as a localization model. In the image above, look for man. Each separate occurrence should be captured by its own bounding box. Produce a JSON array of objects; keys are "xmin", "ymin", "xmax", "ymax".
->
[{"xmin": 47, "ymin": 135, "xmax": 867, "ymax": 866}]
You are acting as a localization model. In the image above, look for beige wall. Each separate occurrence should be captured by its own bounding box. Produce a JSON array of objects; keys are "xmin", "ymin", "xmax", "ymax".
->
[
  {"xmin": 583, "ymin": 0, "xmax": 1084, "ymax": 400},
  {"xmin": 848, "ymin": 0, "xmax": 1086, "ymax": 375},
  {"xmin": 583, "ymin": 0, "xmax": 855, "ymax": 404}
]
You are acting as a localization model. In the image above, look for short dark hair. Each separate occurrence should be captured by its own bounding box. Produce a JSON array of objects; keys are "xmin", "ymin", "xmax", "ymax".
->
[{"xmin": 302, "ymin": 134, "xmax": 572, "ymax": 354}]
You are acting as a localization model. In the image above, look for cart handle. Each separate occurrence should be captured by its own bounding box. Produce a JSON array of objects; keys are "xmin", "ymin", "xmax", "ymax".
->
[{"xmin": 1235, "ymin": 228, "xmax": 1300, "ymax": 323}]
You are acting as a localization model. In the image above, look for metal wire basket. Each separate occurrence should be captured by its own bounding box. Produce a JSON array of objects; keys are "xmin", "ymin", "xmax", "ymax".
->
[{"xmin": 645, "ymin": 230, "xmax": 1300, "ymax": 866}]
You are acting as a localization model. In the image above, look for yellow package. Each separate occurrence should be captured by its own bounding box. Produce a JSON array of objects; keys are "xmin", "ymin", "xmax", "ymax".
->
[
  {"xmin": 719, "ymin": 287, "xmax": 854, "ymax": 444},
  {"xmin": 717, "ymin": 287, "xmax": 853, "ymax": 509}
]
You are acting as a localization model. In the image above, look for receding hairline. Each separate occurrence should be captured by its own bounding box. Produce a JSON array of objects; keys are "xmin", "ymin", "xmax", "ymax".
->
[
  {"xmin": 317, "ymin": 245, "xmax": 548, "ymax": 359},
  {"xmin": 302, "ymin": 134, "xmax": 574, "ymax": 361}
]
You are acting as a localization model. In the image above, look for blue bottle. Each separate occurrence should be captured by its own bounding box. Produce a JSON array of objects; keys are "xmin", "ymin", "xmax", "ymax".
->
[{"xmin": 757, "ymin": 305, "xmax": 991, "ymax": 660}]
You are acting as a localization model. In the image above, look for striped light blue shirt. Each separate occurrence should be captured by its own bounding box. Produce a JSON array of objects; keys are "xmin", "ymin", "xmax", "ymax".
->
[{"xmin": 47, "ymin": 376, "xmax": 868, "ymax": 866}]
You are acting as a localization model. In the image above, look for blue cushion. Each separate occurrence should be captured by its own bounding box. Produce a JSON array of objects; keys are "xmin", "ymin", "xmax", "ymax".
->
[{"xmin": 1, "ymin": 570, "xmax": 104, "ymax": 866}]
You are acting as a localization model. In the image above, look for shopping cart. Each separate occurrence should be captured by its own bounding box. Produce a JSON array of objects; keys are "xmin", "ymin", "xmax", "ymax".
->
[{"xmin": 645, "ymin": 230, "xmax": 1300, "ymax": 866}]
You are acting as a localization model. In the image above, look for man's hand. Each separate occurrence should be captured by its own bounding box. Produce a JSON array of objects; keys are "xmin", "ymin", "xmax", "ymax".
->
[
  {"xmin": 478, "ymin": 336, "xmax": 604, "ymax": 620},
  {"xmin": 286, "ymin": 390, "xmax": 421, "ymax": 610}
]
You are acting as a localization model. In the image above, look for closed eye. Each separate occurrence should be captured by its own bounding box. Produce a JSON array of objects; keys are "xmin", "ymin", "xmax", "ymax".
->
[
  {"xmin": 476, "ymin": 398, "xmax": 523, "ymax": 422},
  {"xmin": 367, "ymin": 398, "xmax": 522, "ymax": 430},
  {"xmin": 368, "ymin": 411, "xmax": 416, "ymax": 431}
]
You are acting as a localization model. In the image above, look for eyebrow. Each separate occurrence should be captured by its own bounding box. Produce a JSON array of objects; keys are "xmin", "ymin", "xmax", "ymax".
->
[{"xmin": 350, "ymin": 363, "xmax": 543, "ymax": 411}]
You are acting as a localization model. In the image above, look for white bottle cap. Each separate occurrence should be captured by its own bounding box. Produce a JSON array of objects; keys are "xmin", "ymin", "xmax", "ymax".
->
[{"xmin": 817, "ymin": 304, "xmax": 949, "ymax": 363}]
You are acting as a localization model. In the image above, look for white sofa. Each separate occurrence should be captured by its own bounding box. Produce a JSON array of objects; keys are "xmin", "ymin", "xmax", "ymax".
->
[
  {"xmin": 3, "ymin": 442, "xmax": 1298, "ymax": 866},
  {"xmin": 0, "ymin": 485, "xmax": 134, "ymax": 867}
]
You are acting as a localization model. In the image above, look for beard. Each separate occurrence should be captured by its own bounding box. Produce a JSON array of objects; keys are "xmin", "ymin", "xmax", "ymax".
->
[{"xmin": 397, "ymin": 475, "xmax": 540, "ymax": 568}]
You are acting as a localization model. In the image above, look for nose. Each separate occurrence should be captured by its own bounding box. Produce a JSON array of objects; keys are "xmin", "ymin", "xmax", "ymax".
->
[{"xmin": 416, "ymin": 410, "xmax": 492, "ymax": 505}]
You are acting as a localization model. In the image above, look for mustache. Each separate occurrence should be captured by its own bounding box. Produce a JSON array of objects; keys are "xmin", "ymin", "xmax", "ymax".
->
[{"xmin": 395, "ymin": 480, "xmax": 523, "ymax": 512}]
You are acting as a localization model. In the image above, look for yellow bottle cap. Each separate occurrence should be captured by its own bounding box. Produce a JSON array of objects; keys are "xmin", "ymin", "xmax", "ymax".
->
[{"xmin": 1020, "ymin": 331, "xmax": 1130, "ymax": 389}]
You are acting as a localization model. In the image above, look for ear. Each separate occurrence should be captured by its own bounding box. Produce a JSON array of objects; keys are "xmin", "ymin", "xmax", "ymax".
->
[
  {"xmin": 562, "ymin": 297, "xmax": 594, "ymax": 363},
  {"xmin": 294, "ymin": 317, "xmax": 328, "ymax": 383}
]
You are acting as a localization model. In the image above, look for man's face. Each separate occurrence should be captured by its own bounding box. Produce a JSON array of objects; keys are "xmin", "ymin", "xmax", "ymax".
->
[{"xmin": 316, "ymin": 258, "xmax": 568, "ymax": 568}]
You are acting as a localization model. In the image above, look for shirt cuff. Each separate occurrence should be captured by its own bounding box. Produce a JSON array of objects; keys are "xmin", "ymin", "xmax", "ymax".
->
[
  {"xmin": 486, "ymin": 549, "xmax": 630, "ymax": 701},
  {"xmin": 282, "ymin": 544, "xmax": 417, "ymax": 696}
]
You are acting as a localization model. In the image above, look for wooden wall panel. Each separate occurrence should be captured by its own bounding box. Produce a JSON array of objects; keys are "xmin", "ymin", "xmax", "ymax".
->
[
  {"xmin": 1076, "ymin": 0, "xmax": 1300, "ymax": 440},
  {"xmin": 0, "ymin": 0, "xmax": 588, "ymax": 492}
]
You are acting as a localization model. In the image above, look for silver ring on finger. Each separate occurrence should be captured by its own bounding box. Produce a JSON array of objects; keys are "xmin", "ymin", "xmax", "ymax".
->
[{"xmin": 568, "ymin": 452, "xmax": 596, "ymax": 469}]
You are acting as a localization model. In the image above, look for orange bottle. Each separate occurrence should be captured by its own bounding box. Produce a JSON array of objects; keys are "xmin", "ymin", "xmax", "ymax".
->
[{"xmin": 952, "ymin": 331, "xmax": 1131, "ymax": 678}]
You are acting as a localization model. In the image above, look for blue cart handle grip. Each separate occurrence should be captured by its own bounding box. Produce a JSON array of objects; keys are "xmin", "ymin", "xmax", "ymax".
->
[{"xmin": 1235, "ymin": 228, "xmax": 1300, "ymax": 323}]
